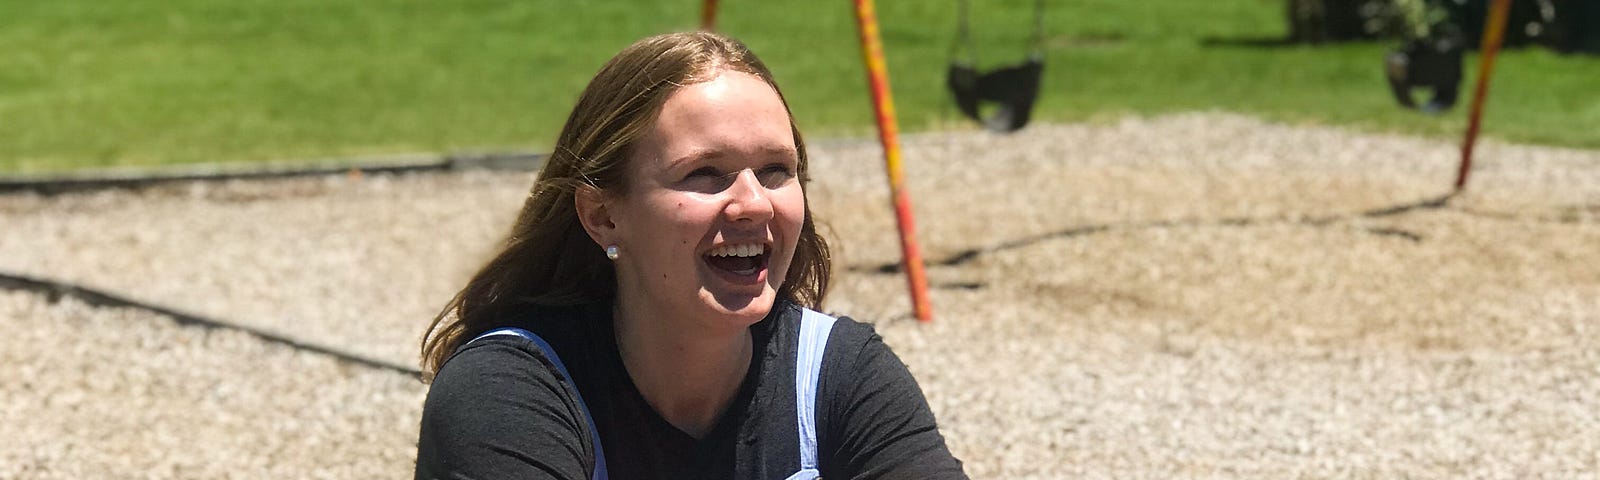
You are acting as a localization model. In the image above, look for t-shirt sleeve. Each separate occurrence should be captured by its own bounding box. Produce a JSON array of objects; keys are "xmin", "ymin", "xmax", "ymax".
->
[
  {"xmin": 414, "ymin": 339, "xmax": 591, "ymax": 480},
  {"xmin": 819, "ymin": 320, "xmax": 968, "ymax": 480}
]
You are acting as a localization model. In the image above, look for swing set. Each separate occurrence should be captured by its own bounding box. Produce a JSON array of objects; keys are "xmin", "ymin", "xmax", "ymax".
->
[{"xmin": 693, "ymin": 0, "xmax": 1524, "ymax": 321}]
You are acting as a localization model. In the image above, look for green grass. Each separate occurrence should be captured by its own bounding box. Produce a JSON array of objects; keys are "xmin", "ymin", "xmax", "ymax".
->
[{"xmin": 2, "ymin": 0, "xmax": 1597, "ymax": 172}]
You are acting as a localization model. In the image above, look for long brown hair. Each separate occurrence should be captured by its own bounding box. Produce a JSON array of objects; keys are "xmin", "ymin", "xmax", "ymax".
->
[{"xmin": 420, "ymin": 32, "xmax": 831, "ymax": 380}]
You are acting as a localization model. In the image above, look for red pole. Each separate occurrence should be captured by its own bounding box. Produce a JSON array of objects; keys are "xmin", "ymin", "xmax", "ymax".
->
[
  {"xmin": 1457, "ymin": 0, "xmax": 1515, "ymax": 191},
  {"xmin": 701, "ymin": 0, "xmax": 719, "ymax": 31},
  {"xmin": 852, "ymin": 0, "xmax": 934, "ymax": 322}
]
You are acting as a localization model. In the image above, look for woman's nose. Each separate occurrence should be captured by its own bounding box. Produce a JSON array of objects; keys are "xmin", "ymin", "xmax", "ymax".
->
[{"xmin": 724, "ymin": 169, "xmax": 774, "ymax": 223}]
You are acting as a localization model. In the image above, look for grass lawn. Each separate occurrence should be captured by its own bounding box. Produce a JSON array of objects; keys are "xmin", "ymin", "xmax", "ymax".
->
[{"xmin": 2, "ymin": 0, "xmax": 1597, "ymax": 172}]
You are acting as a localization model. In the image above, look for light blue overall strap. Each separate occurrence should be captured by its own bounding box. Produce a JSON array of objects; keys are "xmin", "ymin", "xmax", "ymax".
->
[
  {"xmin": 469, "ymin": 328, "xmax": 610, "ymax": 480},
  {"xmin": 794, "ymin": 308, "xmax": 838, "ymax": 476}
]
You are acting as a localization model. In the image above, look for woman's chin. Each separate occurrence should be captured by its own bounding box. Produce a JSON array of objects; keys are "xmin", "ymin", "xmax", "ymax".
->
[{"xmin": 700, "ymin": 288, "xmax": 778, "ymax": 325}]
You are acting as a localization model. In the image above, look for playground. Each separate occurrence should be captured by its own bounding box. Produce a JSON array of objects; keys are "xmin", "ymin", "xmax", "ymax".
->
[
  {"xmin": 4, "ymin": 112, "xmax": 1599, "ymax": 477},
  {"xmin": 4, "ymin": 0, "xmax": 1600, "ymax": 478}
]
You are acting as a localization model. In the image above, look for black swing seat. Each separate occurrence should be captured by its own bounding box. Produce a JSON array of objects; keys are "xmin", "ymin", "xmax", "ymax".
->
[
  {"xmin": 948, "ymin": 0, "xmax": 1046, "ymax": 133},
  {"xmin": 1385, "ymin": 35, "xmax": 1464, "ymax": 114},
  {"xmin": 947, "ymin": 54, "xmax": 1044, "ymax": 133}
]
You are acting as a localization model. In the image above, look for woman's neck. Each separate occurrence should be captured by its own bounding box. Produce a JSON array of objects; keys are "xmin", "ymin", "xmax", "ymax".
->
[{"xmin": 612, "ymin": 301, "xmax": 754, "ymax": 439}]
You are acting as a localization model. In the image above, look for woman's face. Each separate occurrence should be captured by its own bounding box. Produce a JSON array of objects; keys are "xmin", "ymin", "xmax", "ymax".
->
[{"xmin": 600, "ymin": 71, "xmax": 804, "ymax": 330}]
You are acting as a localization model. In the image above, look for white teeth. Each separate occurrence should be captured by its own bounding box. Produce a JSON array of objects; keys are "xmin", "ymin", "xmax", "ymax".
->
[{"xmin": 708, "ymin": 243, "xmax": 763, "ymax": 258}]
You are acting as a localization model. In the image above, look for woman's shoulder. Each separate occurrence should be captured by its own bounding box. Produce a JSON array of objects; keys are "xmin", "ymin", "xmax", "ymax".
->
[
  {"xmin": 804, "ymin": 309, "xmax": 970, "ymax": 478},
  {"xmin": 779, "ymin": 302, "xmax": 880, "ymax": 348},
  {"xmin": 418, "ymin": 327, "xmax": 595, "ymax": 479},
  {"xmin": 775, "ymin": 300, "xmax": 870, "ymax": 331},
  {"xmin": 428, "ymin": 334, "xmax": 569, "ymax": 406}
]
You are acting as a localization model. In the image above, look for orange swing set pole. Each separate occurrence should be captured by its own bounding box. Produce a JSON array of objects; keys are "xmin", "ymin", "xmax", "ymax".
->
[
  {"xmin": 1456, "ymin": 0, "xmax": 1515, "ymax": 191},
  {"xmin": 701, "ymin": 0, "xmax": 719, "ymax": 31},
  {"xmin": 852, "ymin": 0, "xmax": 934, "ymax": 322}
]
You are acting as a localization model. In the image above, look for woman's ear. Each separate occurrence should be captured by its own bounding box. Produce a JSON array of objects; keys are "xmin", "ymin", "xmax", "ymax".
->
[{"xmin": 574, "ymin": 186, "xmax": 617, "ymax": 248}]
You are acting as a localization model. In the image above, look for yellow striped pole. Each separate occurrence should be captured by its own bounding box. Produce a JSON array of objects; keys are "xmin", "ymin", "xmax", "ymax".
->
[
  {"xmin": 853, "ymin": 0, "xmax": 933, "ymax": 322},
  {"xmin": 1457, "ymin": 0, "xmax": 1515, "ymax": 191}
]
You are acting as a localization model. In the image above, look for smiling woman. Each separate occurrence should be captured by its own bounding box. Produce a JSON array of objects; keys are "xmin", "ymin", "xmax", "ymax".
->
[
  {"xmin": 414, "ymin": 32, "xmax": 968, "ymax": 479},
  {"xmin": 580, "ymin": 70, "xmax": 807, "ymax": 339}
]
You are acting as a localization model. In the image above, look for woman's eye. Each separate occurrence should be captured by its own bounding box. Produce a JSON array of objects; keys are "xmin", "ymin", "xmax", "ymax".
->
[
  {"xmin": 679, "ymin": 167, "xmax": 732, "ymax": 192},
  {"xmin": 758, "ymin": 164, "xmax": 795, "ymax": 187},
  {"xmin": 678, "ymin": 164, "xmax": 793, "ymax": 192},
  {"xmin": 686, "ymin": 167, "xmax": 720, "ymax": 179}
]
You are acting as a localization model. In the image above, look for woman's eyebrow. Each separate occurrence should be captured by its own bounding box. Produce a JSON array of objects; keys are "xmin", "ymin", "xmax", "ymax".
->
[
  {"xmin": 668, "ymin": 149, "xmax": 723, "ymax": 169},
  {"xmin": 765, "ymin": 145, "xmax": 800, "ymax": 160},
  {"xmin": 669, "ymin": 145, "xmax": 797, "ymax": 167},
  {"xmin": 749, "ymin": 144, "xmax": 800, "ymax": 163}
]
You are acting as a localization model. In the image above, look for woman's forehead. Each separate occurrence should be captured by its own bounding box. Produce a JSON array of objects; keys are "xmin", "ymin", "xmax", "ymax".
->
[{"xmin": 634, "ymin": 72, "xmax": 797, "ymax": 166}]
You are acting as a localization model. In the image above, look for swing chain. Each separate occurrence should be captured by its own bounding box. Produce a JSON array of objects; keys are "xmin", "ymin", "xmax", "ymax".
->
[{"xmin": 954, "ymin": 0, "xmax": 1046, "ymax": 65}]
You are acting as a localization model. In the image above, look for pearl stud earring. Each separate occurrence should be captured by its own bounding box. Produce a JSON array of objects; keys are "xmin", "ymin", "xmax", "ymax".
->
[{"xmin": 605, "ymin": 245, "xmax": 619, "ymax": 260}]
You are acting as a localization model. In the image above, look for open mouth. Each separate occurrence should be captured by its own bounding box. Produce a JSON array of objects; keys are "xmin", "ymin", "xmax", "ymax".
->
[{"xmin": 704, "ymin": 243, "xmax": 769, "ymax": 278}]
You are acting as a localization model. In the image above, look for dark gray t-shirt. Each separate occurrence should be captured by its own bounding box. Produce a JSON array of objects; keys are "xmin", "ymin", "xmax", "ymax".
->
[{"xmin": 415, "ymin": 301, "xmax": 967, "ymax": 480}]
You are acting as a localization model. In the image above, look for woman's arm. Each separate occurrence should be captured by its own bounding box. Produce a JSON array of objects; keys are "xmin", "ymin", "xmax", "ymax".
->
[
  {"xmin": 819, "ymin": 320, "xmax": 968, "ymax": 480},
  {"xmin": 415, "ymin": 339, "xmax": 592, "ymax": 480}
]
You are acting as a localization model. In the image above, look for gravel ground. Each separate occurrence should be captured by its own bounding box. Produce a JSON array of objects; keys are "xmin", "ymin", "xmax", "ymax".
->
[
  {"xmin": 2, "ymin": 113, "xmax": 1597, "ymax": 478},
  {"xmin": 0, "ymin": 291, "xmax": 422, "ymax": 479}
]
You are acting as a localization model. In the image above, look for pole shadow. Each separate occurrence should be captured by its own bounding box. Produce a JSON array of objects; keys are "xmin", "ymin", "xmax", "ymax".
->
[{"xmin": 853, "ymin": 192, "xmax": 1457, "ymax": 275}]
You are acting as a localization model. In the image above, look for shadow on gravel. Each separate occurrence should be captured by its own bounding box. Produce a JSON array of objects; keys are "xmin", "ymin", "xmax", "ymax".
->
[
  {"xmin": 853, "ymin": 193, "xmax": 1458, "ymax": 276},
  {"xmin": 0, "ymin": 271, "xmax": 422, "ymax": 378}
]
